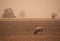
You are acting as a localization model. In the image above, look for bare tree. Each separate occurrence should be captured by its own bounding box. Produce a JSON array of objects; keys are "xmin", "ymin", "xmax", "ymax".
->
[
  {"xmin": 51, "ymin": 13, "xmax": 57, "ymax": 19},
  {"xmin": 2, "ymin": 8, "xmax": 16, "ymax": 19},
  {"xmin": 20, "ymin": 10, "xmax": 25, "ymax": 19}
]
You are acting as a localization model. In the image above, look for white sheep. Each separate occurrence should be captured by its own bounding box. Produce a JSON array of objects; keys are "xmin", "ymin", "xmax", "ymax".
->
[{"xmin": 33, "ymin": 26, "xmax": 43, "ymax": 35}]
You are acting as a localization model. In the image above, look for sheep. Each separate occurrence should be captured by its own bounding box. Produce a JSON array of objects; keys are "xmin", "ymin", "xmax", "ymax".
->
[{"xmin": 33, "ymin": 26, "xmax": 43, "ymax": 35}]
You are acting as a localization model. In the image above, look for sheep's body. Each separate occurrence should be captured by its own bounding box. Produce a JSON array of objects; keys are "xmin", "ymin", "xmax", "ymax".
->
[{"xmin": 33, "ymin": 27, "xmax": 43, "ymax": 35}]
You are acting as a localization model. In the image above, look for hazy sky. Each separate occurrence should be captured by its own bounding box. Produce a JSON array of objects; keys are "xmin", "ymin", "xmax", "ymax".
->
[{"xmin": 0, "ymin": 0, "xmax": 60, "ymax": 19}]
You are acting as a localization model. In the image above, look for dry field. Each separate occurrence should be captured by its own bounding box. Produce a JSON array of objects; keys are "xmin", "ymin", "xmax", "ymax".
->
[{"xmin": 0, "ymin": 19, "xmax": 60, "ymax": 41}]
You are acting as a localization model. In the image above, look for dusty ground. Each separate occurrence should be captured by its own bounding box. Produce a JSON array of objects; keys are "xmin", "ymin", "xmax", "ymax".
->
[{"xmin": 0, "ymin": 19, "xmax": 60, "ymax": 41}]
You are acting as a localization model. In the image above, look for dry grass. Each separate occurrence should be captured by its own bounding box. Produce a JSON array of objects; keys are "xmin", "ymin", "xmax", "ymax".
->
[{"xmin": 0, "ymin": 19, "xmax": 60, "ymax": 41}]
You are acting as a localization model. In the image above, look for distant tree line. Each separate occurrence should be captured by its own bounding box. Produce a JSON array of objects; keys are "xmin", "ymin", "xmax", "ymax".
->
[
  {"xmin": 1, "ymin": 8, "xmax": 25, "ymax": 19},
  {"xmin": 1, "ymin": 8, "xmax": 57, "ymax": 19}
]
